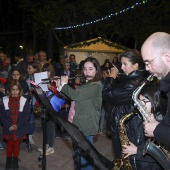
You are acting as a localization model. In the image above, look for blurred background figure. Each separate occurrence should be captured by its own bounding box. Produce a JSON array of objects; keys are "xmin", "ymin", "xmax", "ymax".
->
[{"xmin": 69, "ymin": 54, "xmax": 79, "ymax": 73}]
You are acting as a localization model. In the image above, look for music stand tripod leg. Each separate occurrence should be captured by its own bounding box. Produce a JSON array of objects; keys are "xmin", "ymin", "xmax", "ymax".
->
[
  {"xmin": 38, "ymin": 108, "xmax": 49, "ymax": 170},
  {"xmin": 73, "ymin": 141, "xmax": 82, "ymax": 170}
]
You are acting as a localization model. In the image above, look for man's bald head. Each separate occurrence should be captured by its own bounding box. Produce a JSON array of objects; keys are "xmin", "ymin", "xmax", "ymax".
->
[
  {"xmin": 141, "ymin": 32, "xmax": 170, "ymax": 79},
  {"xmin": 142, "ymin": 32, "xmax": 170, "ymax": 54}
]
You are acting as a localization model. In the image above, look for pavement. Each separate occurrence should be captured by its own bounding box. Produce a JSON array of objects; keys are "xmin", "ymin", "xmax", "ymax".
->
[{"xmin": 0, "ymin": 118, "xmax": 114, "ymax": 170}]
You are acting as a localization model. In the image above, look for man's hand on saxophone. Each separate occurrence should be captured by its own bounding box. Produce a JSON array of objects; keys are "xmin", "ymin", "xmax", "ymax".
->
[
  {"xmin": 122, "ymin": 142, "xmax": 137, "ymax": 158},
  {"xmin": 143, "ymin": 114, "xmax": 159, "ymax": 137}
]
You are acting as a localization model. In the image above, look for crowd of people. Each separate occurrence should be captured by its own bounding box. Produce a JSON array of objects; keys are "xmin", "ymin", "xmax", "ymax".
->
[{"xmin": 0, "ymin": 31, "xmax": 170, "ymax": 170}]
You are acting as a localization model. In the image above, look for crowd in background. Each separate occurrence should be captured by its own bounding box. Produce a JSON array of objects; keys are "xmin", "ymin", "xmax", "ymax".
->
[
  {"xmin": 0, "ymin": 50, "xmax": 118, "ymax": 169},
  {"xmin": 0, "ymin": 31, "xmax": 169, "ymax": 170}
]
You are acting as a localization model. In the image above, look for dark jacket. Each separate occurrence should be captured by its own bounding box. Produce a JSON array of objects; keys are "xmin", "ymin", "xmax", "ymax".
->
[
  {"xmin": 154, "ymin": 72, "xmax": 170, "ymax": 147},
  {"xmin": 103, "ymin": 70, "xmax": 147, "ymax": 133},
  {"xmin": 0, "ymin": 96, "xmax": 31, "ymax": 138}
]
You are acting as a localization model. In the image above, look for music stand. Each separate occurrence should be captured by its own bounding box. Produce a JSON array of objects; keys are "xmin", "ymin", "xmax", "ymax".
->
[{"xmin": 32, "ymin": 84, "xmax": 114, "ymax": 170}]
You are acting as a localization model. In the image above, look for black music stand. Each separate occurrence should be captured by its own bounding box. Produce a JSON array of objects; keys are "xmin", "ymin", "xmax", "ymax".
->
[{"xmin": 32, "ymin": 84, "xmax": 114, "ymax": 170}]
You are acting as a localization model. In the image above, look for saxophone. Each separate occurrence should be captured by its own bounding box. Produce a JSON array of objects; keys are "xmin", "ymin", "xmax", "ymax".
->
[
  {"xmin": 143, "ymin": 140, "xmax": 170, "ymax": 170},
  {"xmin": 118, "ymin": 112, "xmax": 135, "ymax": 170},
  {"xmin": 132, "ymin": 74, "xmax": 153, "ymax": 122},
  {"xmin": 132, "ymin": 74, "xmax": 170, "ymax": 169}
]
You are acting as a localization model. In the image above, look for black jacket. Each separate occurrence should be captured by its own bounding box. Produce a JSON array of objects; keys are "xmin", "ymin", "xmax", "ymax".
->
[
  {"xmin": 154, "ymin": 71, "xmax": 170, "ymax": 147},
  {"xmin": 102, "ymin": 70, "xmax": 163, "ymax": 166},
  {"xmin": 103, "ymin": 70, "xmax": 147, "ymax": 133}
]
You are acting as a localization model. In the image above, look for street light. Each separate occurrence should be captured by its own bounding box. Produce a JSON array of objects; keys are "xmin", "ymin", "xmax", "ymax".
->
[{"xmin": 19, "ymin": 45, "xmax": 23, "ymax": 49}]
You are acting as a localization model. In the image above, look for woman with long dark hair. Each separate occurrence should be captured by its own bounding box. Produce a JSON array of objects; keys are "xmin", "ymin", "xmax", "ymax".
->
[
  {"xmin": 103, "ymin": 49, "xmax": 147, "ymax": 168},
  {"xmin": 56, "ymin": 57, "xmax": 102, "ymax": 170}
]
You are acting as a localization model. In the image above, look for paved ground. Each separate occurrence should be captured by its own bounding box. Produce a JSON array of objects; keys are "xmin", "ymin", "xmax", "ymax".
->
[{"xmin": 0, "ymin": 119, "xmax": 114, "ymax": 170}]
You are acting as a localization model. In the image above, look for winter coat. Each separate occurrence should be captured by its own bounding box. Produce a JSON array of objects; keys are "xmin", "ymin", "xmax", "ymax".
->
[
  {"xmin": 154, "ymin": 72, "xmax": 170, "ymax": 147},
  {"xmin": 61, "ymin": 81, "xmax": 102, "ymax": 136},
  {"xmin": 0, "ymin": 96, "xmax": 31, "ymax": 138},
  {"xmin": 102, "ymin": 70, "xmax": 147, "ymax": 133}
]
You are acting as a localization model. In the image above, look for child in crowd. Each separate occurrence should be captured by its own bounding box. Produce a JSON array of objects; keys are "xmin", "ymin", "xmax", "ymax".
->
[
  {"xmin": 37, "ymin": 63, "xmax": 65, "ymax": 155},
  {"xmin": 122, "ymin": 83, "xmax": 165, "ymax": 170},
  {"xmin": 2, "ymin": 67, "xmax": 29, "ymax": 95},
  {"xmin": 0, "ymin": 80, "xmax": 31, "ymax": 169},
  {"xmin": 25, "ymin": 62, "xmax": 39, "ymax": 151}
]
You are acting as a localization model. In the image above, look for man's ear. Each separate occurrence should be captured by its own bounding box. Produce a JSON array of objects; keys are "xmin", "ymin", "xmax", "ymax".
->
[{"xmin": 162, "ymin": 51, "xmax": 170, "ymax": 62}]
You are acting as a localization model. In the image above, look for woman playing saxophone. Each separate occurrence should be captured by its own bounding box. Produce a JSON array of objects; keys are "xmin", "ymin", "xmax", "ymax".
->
[{"xmin": 122, "ymin": 83, "xmax": 166, "ymax": 170}]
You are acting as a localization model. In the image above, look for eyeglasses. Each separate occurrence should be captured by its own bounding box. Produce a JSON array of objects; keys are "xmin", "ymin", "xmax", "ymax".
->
[
  {"xmin": 140, "ymin": 99, "xmax": 150, "ymax": 105},
  {"xmin": 144, "ymin": 56, "xmax": 158, "ymax": 66}
]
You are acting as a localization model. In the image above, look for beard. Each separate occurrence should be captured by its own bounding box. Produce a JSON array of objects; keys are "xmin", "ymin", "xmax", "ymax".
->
[{"xmin": 152, "ymin": 59, "xmax": 169, "ymax": 79}]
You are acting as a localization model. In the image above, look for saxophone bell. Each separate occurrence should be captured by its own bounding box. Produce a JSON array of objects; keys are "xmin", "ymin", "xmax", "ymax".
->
[{"xmin": 144, "ymin": 140, "xmax": 170, "ymax": 170}]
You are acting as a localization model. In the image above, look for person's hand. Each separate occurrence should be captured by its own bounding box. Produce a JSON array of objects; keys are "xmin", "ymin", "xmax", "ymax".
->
[
  {"xmin": 13, "ymin": 125, "xmax": 17, "ymax": 130},
  {"xmin": 0, "ymin": 87, "xmax": 5, "ymax": 93},
  {"xmin": 75, "ymin": 78, "xmax": 80, "ymax": 85},
  {"xmin": 108, "ymin": 65, "xmax": 119, "ymax": 79},
  {"xmin": 54, "ymin": 79, "xmax": 61, "ymax": 88},
  {"xmin": 122, "ymin": 142, "xmax": 137, "ymax": 158},
  {"xmin": 143, "ymin": 114, "xmax": 159, "ymax": 137},
  {"xmin": 61, "ymin": 75, "xmax": 68, "ymax": 84},
  {"xmin": 9, "ymin": 126, "xmax": 14, "ymax": 131},
  {"xmin": 9, "ymin": 126, "xmax": 15, "ymax": 131},
  {"xmin": 47, "ymin": 84, "xmax": 51, "ymax": 88}
]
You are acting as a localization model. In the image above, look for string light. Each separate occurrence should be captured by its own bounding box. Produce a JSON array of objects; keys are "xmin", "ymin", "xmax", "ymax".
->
[
  {"xmin": 54, "ymin": 0, "xmax": 147, "ymax": 30},
  {"xmin": 88, "ymin": 52, "xmax": 111, "ymax": 58}
]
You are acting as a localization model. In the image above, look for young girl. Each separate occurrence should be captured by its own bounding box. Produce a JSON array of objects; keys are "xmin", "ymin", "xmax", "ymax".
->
[
  {"xmin": 25, "ymin": 62, "xmax": 39, "ymax": 150},
  {"xmin": 122, "ymin": 83, "xmax": 165, "ymax": 170},
  {"xmin": 0, "ymin": 80, "xmax": 31, "ymax": 170},
  {"xmin": 3, "ymin": 67, "xmax": 29, "ymax": 95},
  {"xmin": 37, "ymin": 63, "xmax": 65, "ymax": 155},
  {"xmin": 56, "ymin": 57, "xmax": 102, "ymax": 170}
]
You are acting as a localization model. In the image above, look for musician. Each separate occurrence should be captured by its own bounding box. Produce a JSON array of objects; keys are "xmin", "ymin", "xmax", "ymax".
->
[
  {"xmin": 122, "ymin": 83, "xmax": 165, "ymax": 170},
  {"xmin": 37, "ymin": 63, "xmax": 65, "ymax": 156},
  {"xmin": 102, "ymin": 49, "xmax": 147, "ymax": 168},
  {"xmin": 141, "ymin": 32, "xmax": 170, "ymax": 148},
  {"xmin": 56, "ymin": 57, "xmax": 102, "ymax": 170}
]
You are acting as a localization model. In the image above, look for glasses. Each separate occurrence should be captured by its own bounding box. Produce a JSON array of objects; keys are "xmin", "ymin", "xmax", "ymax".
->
[
  {"xmin": 140, "ymin": 99, "xmax": 150, "ymax": 106},
  {"xmin": 144, "ymin": 56, "xmax": 158, "ymax": 66}
]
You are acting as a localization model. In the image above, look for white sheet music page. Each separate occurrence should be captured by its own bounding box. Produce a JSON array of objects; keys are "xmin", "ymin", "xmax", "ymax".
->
[{"xmin": 34, "ymin": 71, "xmax": 48, "ymax": 91}]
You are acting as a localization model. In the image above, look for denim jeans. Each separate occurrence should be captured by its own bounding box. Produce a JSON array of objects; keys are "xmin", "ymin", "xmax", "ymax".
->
[
  {"xmin": 73, "ymin": 136, "xmax": 94, "ymax": 170},
  {"xmin": 46, "ymin": 120, "xmax": 56, "ymax": 148}
]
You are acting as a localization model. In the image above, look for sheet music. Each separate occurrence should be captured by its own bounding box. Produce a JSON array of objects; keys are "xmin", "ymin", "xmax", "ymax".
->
[{"xmin": 34, "ymin": 71, "xmax": 48, "ymax": 91}]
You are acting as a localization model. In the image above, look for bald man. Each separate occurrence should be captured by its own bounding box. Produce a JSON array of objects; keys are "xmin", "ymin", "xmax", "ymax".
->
[{"xmin": 141, "ymin": 32, "xmax": 170, "ymax": 147}]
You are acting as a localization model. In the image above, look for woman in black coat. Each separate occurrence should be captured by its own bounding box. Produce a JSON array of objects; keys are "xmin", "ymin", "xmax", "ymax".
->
[{"xmin": 103, "ymin": 49, "xmax": 147, "ymax": 168}]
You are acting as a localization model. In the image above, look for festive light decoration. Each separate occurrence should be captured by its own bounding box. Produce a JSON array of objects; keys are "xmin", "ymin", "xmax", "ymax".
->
[
  {"xmin": 54, "ymin": 0, "xmax": 147, "ymax": 30},
  {"xmin": 65, "ymin": 37, "xmax": 129, "ymax": 51},
  {"xmin": 88, "ymin": 52, "xmax": 111, "ymax": 58}
]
